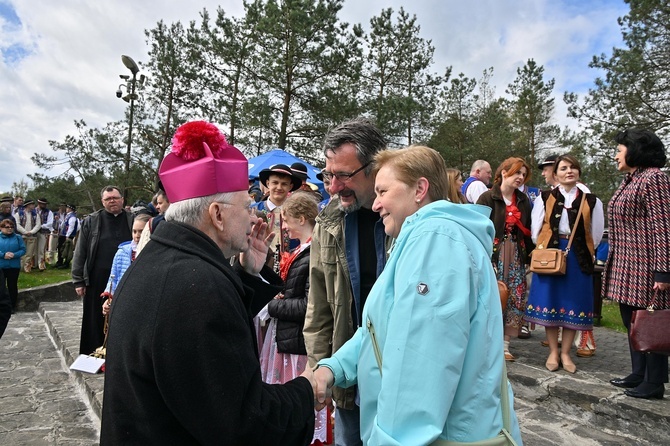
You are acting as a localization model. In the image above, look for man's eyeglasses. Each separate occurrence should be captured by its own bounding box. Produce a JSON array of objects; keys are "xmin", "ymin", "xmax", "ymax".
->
[
  {"xmin": 103, "ymin": 196, "xmax": 123, "ymax": 203},
  {"xmin": 321, "ymin": 162, "xmax": 370, "ymax": 182}
]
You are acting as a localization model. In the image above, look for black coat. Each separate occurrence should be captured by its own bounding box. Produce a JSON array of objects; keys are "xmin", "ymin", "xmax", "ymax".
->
[
  {"xmin": 100, "ymin": 221, "xmax": 314, "ymax": 446},
  {"xmin": 267, "ymin": 247, "xmax": 310, "ymax": 355}
]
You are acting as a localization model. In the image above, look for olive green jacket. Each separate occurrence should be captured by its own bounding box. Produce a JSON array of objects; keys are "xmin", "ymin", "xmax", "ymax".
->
[{"xmin": 304, "ymin": 198, "xmax": 389, "ymax": 409}]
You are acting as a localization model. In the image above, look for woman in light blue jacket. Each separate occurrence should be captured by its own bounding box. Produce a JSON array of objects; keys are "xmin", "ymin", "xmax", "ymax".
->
[
  {"xmin": 102, "ymin": 214, "xmax": 150, "ymax": 315},
  {"xmin": 0, "ymin": 218, "xmax": 26, "ymax": 312},
  {"xmin": 314, "ymin": 146, "xmax": 522, "ymax": 445}
]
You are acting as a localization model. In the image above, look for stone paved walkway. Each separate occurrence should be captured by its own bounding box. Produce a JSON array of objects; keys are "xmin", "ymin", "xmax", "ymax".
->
[
  {"xmin": 0, "ymin": 311, "xmax": 99, "ymax": 445},
  {"xmin": 2, "ymin": 299, "xmax": 670, "ymax": 444}
]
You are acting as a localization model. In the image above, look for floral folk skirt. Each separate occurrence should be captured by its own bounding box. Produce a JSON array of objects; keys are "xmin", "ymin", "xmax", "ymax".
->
[
  {"xmin": 495, "ymin": 239, "xmax": 527, "ymax": 334},
  {"xmin": 525, "ymin": 238, "xmax": 594, "ymax": 330}
]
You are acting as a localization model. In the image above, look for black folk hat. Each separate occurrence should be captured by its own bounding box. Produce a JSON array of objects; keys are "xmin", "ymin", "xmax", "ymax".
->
[
  {"xmin": 258, "ymin": 164, "xmax": 302, "ymax": 191},
  {"xmin": 538, "ymin": 154, "xmax": 558, "ymax": 169},
  {"xmin": 290, "ymin": 162, "xmax": 309, "ymax": 181}
]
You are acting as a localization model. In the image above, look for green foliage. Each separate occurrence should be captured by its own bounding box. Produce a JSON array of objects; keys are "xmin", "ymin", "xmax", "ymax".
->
[
  {"xmin": 506, "ymin": 59, "xmax": 560, "ymax": 164},
  {"xmin": 565, "ymin": 0, "xmax": 670, "ymax": 143},
  {"xmin": 429, "ymin": 69, "xmax": 517, "ymax": 173},
  {"xmin": 362, "ymin": 7, "xmax": 445, "ymax": 146},
  {"xmin": 29, "ymin": 0, "xmax": 664, "ymax": 212}
]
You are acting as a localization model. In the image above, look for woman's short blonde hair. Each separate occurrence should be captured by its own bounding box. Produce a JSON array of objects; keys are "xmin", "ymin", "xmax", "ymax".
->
[
  {"xmin": 281, "ymin": 191, "xmax": 319, "ymax": 226},
  {"xmin": 373, "ymin": 146, "xmax": 449, "ymax": 202}
]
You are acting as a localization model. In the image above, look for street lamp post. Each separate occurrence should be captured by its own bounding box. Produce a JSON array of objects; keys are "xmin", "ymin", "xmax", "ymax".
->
[{"xmin": 116, "ymin": 55, "xmax": 144, "ymax": 202}]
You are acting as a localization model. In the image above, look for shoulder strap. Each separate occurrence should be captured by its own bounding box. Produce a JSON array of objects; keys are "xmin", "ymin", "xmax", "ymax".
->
[
  {"xmin": 536, "ymin": 193, "xmax": 557, "ymax": 249},
  {"xmin": 565, "ymin": 196, "xmax": 586, "ymax": 253}
]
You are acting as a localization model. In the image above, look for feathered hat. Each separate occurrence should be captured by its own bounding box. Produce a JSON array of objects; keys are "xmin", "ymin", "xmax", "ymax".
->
[{"xmin": 158, "ymin": 121, "xmax": 248, "ymax": 202}]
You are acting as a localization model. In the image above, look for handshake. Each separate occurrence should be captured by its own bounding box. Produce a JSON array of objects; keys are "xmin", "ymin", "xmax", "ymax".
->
[{"xmin": 300, "ymin": 365, "xmax": 335, "ymax": 411}]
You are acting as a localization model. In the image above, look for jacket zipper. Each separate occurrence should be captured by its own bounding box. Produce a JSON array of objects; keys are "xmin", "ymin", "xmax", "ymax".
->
[{"xmin": 367, "ymin": 318, "xmax": 383, "ymax": 376}]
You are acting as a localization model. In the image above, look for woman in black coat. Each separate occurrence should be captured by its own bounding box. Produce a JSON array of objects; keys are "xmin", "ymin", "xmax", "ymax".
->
[
  {"xmin": 477, "ymin": 157, "xmax": 534, "ymax": 362},
  {"xmin": 261, "ymin": 191, "xmax": 318, "ymax": 376},
  {"xmin": 260, "ymin": 191, "xmax": 329, "ymax": 444}
]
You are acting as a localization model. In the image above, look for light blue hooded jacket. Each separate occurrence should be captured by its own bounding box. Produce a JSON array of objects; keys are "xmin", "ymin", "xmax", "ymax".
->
[
  {"xmin": 319, "ymin": 200, "xmax": 523, "ymax": 445},
  {"xmin": 106, "ymin": 241, "xmax": 134, "ymax": 294}
]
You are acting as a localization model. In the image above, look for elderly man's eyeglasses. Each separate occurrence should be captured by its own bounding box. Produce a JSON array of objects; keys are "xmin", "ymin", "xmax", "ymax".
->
[
  {"xmin": 321, "ymin": 162, "xmax": 370, "ymax": 182},
  {"xmin": 220, "ymin": 201, "xmax": 255, "ymax": 215}
]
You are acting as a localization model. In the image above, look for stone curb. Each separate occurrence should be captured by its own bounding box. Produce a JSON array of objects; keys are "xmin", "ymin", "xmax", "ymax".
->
[
  {"xmin": 18, "ymin": 280, "xmax": 78, "ymax": 312},
  {"xmin": 40, "ymin": 302, "xmax": 105, "ymax": 423},
  {"xmin": 38, "ymin": 297, "xmax": 670, "ymax": 442},
  {"xmin": 508, "ymin": 362, "xmax": 670, "ymax": 444}
]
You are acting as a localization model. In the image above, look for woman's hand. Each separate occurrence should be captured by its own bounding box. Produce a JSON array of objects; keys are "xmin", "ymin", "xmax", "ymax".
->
[
  {"xmin": 653, "ymin": 282, "xmax": 670, "ymax": 291},
  {"xmin": 4, "ymin": 252, "xmax": 13, "ymax": 259},
  {"xmin": 312, "ymin": 366, "xmax": 334, "ymax": 411}
]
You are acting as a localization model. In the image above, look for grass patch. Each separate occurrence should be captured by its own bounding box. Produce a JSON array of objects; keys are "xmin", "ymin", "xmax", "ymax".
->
[
  {"xmin": 18, "ymin": 265, "xmax": 71, "ymax": 290},
  {"xmin": 599, "ymin": 299, "xmax": 626, "ymax": 333}
]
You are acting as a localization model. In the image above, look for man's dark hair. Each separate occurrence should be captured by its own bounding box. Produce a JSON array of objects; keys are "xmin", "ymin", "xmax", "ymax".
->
[
  {"xmin": 100, "ymin": 185, "xmax": 122, "ymax": 198},
  {"xmin": 322, "ymin": 117, "xmax": 387, "ymax": 176}
]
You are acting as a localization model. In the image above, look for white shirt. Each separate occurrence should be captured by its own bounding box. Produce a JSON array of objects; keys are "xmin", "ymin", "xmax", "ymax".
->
[
  {"xmin": 465, "ymin": 179, "xmax": 489, "ymax": 204},
  {"xmin": 531, "ymin": 185, "xmax": 604, "ymax": 247}
]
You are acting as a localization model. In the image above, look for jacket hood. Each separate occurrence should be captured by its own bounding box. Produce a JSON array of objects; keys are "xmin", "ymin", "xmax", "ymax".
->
[
  {"xmin": 116, "ymin": 240, "xmax": 132, "ymax": 249},
  {"xmin": 398, "ymin": 200, "xmax": 495, "ymax": 257}
]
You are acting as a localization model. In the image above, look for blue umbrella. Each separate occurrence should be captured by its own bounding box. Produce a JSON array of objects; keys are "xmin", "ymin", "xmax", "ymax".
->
[{"xmin": 247, "ymin": 149, "xmax": 325, "ymax": 195}]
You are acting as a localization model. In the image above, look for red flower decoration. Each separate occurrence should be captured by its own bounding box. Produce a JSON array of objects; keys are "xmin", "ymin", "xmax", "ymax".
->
[{"xmin": 171, "ymin": 121, "xmax": 228, "ymax": 161}]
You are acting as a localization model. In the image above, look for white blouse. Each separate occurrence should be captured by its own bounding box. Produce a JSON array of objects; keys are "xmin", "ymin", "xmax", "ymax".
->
[{"xmin": 531, "ymin": 185, "xmax": 604, "ymax": 247}]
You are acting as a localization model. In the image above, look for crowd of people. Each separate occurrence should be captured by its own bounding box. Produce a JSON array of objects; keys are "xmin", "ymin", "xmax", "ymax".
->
[
  {"xmin": 0, "ymin": 196, "xmax": 80, "ymax": 314},
  {"xmin": 1, "ymin": 115, "xmax": 667, "ymax": 444}
]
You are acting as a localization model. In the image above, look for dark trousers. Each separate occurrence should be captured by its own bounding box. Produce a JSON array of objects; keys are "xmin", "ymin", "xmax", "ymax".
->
[
  {"xmin": 2, "ymin": 268, "xmax": 20, "ymax": 310},
  {"xmin": 56, "ymin": 235, "xmax": 66, "ymax": 265},
  {"xmin": 620, "ymin": 303, "xmax": 669, "ymax": 384},
  {"xmin": 0, "ymin": 269, "xmax": 11, "ymax": 338}
]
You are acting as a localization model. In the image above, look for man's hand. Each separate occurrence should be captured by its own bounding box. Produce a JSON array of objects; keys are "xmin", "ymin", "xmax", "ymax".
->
[
  {"xmin": 240, "ymin": 219, "xmax": 275, "ymax": 275},
  {"xmin": 102, "ymin": 299, "xmax": 111, "ymax": 316},
  {"xmin": 75, "ymin": 286, "xmax": 86, "ymax": 297},
  {"xmin": 4, "ymin": 252, "xmax": 13, "ymax": 260}
]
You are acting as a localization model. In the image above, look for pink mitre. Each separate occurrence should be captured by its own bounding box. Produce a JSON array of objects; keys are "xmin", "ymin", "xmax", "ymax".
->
[{"xmin": 158, "ymin": 121, "xmax": 248, "ymax": 202}]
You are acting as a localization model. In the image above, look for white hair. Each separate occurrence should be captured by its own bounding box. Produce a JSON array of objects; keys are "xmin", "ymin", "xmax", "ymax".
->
[{"xmin": 164, "ymin": 192, "xmax": 235, "ymax": 227}]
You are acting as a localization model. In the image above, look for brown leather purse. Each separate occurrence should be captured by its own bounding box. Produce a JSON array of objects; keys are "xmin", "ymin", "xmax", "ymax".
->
[{"xmin": 529, "ymin": 197, "xmax": 586, "ymax": 275}]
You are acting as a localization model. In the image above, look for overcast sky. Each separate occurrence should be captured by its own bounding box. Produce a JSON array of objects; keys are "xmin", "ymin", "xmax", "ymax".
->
[{"xmin": 0, "ymin": 0, "xmax": 628, "ymax": 194}]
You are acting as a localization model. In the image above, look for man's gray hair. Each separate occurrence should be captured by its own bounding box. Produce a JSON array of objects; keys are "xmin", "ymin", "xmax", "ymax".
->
[
  {"xmin": 164, "ymin": 192, "xmax": 234, "ymax": 227},
  {"xmin": 469, "ymin": 160, "xmax": 489, "ymax": 175},
  {"xmin": 322, "ymin": 117, "xmax": 387, "ymax": 176}
]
